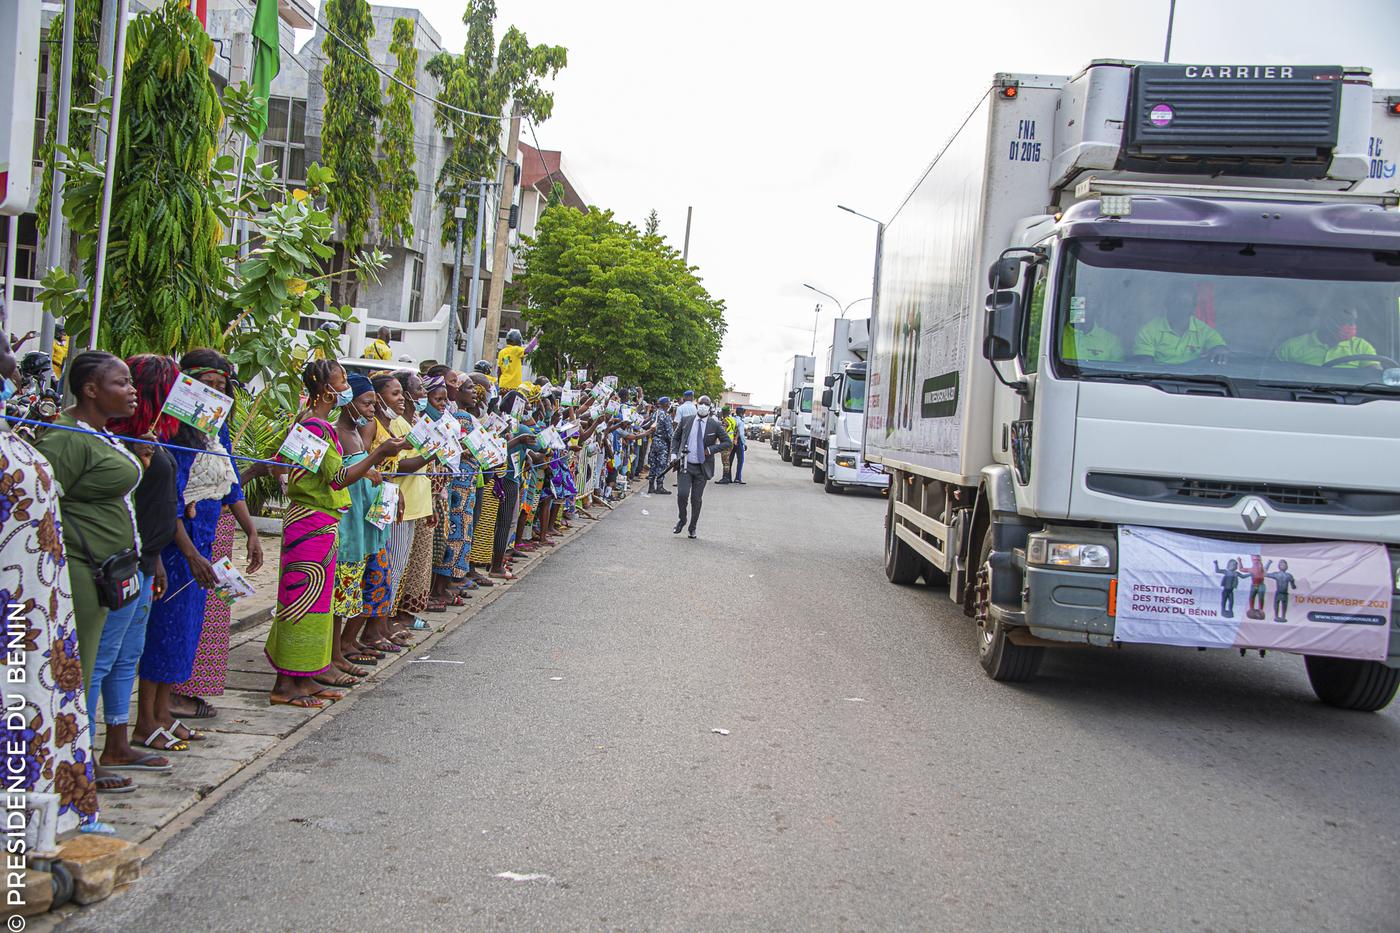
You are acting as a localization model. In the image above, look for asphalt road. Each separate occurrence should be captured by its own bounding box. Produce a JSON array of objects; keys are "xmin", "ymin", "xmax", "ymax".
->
[{"xmin": 76, "ymin": 443, "xmax": 1400, "ymax": 931}]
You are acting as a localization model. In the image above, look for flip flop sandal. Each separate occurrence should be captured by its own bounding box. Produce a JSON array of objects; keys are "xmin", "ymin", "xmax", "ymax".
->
[
  {"xmin": 410, "ymin": 618, "xmax": 431, "ymax": 631},
  {"xmin": 170, "ymin": 719, "xmax": 207, "ymax": 742},
  {"xmin": 311, "ymin": 688, "xmax": 347, "ymax": 701},
  {"xmin": 425, "ymin": 600, "xmax": 450, "ymax": 613},
  {"xmin": 137, "ymin": 726, "xmax": 188, "ymax": 752},
  {"xmin": 471, "ymin": 576, "xmax": 496, "ymax": 586},
  {"xmin": 314, "ymin": 674, "xmax": 358, "ymax": 688},
  {"xmin": 95, "ymin": 774, "xmax": 136, "ymax": 794},
  {"xmin": 337, "ymin": 664, "xmax": 371, "ymax": 678},
  {"xmin": 345, "ymin": 653, "xmax": 379, "ymax": 666},
  {"xmin": 171, "ymin": 696, "xmax": 217, "ymax": 719},
  {"xmin": 367, "ymin": 640, "xmax": 403, "ymax": 653},
  {"xmin": 269, "ymin": 694, "xmax": 324, "ymax": 709},
  {"xmin": 104, "ymin": 753, "xmax": 172, "ymax": 773}
]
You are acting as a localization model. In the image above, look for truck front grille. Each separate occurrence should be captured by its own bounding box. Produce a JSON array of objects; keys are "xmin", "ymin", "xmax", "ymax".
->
[{"xmin": 1085, "ymin": 472, "xmax": 1400, "ymax": 516}]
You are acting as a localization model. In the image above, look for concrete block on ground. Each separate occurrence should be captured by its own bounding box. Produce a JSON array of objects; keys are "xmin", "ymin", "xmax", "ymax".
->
[{"xmin": 57, "ymin": 834, "xmax": 144, "ymax": 905}]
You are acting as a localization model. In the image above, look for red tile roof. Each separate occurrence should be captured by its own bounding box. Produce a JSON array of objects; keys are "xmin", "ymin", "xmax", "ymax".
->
[{"xmin": 518, "ymin": 142, "xmax": 587, "ymax": 211}]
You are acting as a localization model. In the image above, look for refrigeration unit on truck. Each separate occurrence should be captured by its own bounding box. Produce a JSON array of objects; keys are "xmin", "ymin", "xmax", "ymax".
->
[
  {"xmin": 810, "ymin": 317, "xmax": 890, "ymax": 493},
  {"xmin": 865, "ymin": 60, "xmax": 1400, "ymax": 711},
  {"xmin": 778, "ymin": 354, "xmax": 815, "ymax": 466}
]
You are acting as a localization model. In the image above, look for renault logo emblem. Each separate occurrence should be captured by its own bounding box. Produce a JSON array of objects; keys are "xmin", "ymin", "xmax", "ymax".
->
[{"xmin": 1240, "ymin": 499, "xmax": 1268, "ymax": 531}]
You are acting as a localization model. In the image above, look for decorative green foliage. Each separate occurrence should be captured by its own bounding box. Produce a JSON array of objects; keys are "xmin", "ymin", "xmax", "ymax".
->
[
  {"xmin": 321, "ymin": 0, "xmax": 381, "ymax": 252},
  {"xmin": 36, "ymin": 0, "xmax": 103, "ymax": 238},
  {"xmin": 518, "ymin": 206, "xmax": 727, "ymax": 397},
  {"xmin": 41, "ymin": 0, "xmax": 225, "ymax": 357},
  {"xmin": 379, "ymin": 17, "xmax": 418, "ymax": 244},
  {"xmin": 426, "ymin": 0, "xmax": 566, "ymax": 243}
]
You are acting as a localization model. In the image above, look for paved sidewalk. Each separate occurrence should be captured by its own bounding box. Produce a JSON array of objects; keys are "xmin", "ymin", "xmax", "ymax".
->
[{"xmin": 95, "ymin": 502, "xmax": 620, "ymax": 845}]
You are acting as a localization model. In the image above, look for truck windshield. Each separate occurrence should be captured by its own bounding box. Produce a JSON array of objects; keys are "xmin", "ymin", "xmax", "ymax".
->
[
  {"xmin": 842, "ymin": 374, "xmax": 866, "ymax": 412},
  {"xmin": 800, "ymin": 387, "xmax": 813, "ymax": 412},
  {"xmin": 1053, "ymin": 238, "xmax": 1400, "ymax": 399}
]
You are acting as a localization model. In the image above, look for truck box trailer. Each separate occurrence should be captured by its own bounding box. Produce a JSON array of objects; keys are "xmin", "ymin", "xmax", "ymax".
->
[
  {"xmin": 777, "ymin": 354, "xmax": 815, "ymax": 466},
  {"xmin": 810, "ymin": 317, "xmax": 889, "ymax": 492},
  {"xmin": 865, "ymin": 60, "xmax": 1400, "ymax": 710}
]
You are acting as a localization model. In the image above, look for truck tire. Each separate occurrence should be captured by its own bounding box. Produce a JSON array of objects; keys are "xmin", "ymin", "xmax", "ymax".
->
[
  {"xmin": 812, "ymin": 456, "xmax": 824, "ymax": 484},
  {"xmin": 884, "ymin": 494, "xmax": 922, "ymax": 584},
  {"xmin": 973, "ymin": 526, "xmax": 1042, "ymax": 682},
  {"xmin": 780, "ymin": 442, "xmax": 791, "ymax": 462},
  {"xmin": 792, "ymin": 450, "xmax": 805, "ymax": 467},
  {"xmin": 824, "ymin": 473, "xmax": 842, "ymax": 494},
  {"xmin": 1304, "ymin": 655, "xmax": 1400, "ymax": 712}
]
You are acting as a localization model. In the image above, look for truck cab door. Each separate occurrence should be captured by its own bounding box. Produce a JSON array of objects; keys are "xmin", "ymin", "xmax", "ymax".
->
[{"xmin": 991, "ymin": 250, "xmax": 1050, "ymax": 488}]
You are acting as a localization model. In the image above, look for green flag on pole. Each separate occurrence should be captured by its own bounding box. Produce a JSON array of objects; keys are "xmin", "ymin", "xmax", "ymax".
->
[{"xmin": 249, "ymin": 0, "xmax": 281, "ymax": 138}]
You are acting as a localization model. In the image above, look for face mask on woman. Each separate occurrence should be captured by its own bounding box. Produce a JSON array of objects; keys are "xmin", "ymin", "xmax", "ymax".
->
[
  {"xmin": 335, "ymin": 386, "xmax": 355, "ymax": 407},
  {"xmin": 350, "ymin": 410, "xmax": 370, "ymax": 427},
  {"xmin": 414, "ymin": 397, "xmax": 428, "ymax": 413}
]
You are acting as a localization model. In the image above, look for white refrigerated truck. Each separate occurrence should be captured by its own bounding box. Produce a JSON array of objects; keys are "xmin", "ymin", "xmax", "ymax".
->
[
  {"xmin": 778, "ymin": 354, "xmax": 815, "ymax": 466},
  {"xmin": 865, "ymin": 60, "xmax": 1400, "ymax": 710},
  {"xmin": 810, "ymin": 318, "xmax": 889, "ymax": 493}
]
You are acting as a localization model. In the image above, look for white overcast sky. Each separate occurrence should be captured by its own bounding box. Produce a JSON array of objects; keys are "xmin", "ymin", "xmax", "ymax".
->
[{"xmin": 319, "ymin": 0, "xmax": 1400, "ymax": 403}]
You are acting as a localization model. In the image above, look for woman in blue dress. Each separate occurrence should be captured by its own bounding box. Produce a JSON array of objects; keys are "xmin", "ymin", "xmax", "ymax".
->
[{"xmin": 135, "ymin": 349, "xmax": 259, "ymax": 751}]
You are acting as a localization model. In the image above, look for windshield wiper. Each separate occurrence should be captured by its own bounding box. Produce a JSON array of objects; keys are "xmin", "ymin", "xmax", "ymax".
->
[
  {"xmin": 1091, "ymin": 371, "xmax": 1236, "ymax": 395},
  {"xmin": 1256, "ymin": 381, "xmax": 1400, "ymax": 397}
]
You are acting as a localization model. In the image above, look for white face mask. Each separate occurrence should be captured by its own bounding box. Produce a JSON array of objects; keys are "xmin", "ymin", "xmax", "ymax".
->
[{"xmin": 696, "ymin": 404, "xmax": 711, "ymax": 418}]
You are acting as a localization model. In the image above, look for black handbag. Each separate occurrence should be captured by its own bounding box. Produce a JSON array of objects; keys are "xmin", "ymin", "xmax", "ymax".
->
[{"xmin": 68, "ymin": 517, "xmax": 141, "ymax": 610}]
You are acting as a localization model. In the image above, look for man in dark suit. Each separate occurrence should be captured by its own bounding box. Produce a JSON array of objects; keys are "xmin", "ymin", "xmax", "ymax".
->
[{"xmin": 671, "ymin": 394, "xmax": 732, "ymax": 539}]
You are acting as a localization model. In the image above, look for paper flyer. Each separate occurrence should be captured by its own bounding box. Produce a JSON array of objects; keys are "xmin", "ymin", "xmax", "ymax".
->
[
  {"xmin": 279, "ymin": 422, "xmax": 330, "ymax": 472},
  {"xmin": 538, "ymin": 426, "xmax": 565, "ymax": 450},
  {"xmin": 561, "ymin": 388, "xmax": 577, "ymax": 407},
  {"xmin": 367, "ymin": 481, "xmax": 399, "ymax": 529},
  {"xmin": 406, "ymin": 416, "xmax": 449, "ymax": 460},
  {"xmin": 464, "ymin": 427, "xmax": 507, "ymax": 470},
  {"xmin": 576, "ymin": 369, "xmax": 588, "ymax": 382},
  {"xmin": 211, "ymin": 556, "xmax": 256, "ymax": 605},
  {"xmin": 161, "ymin": 373, "xmax": 233, "ymax": 435}
]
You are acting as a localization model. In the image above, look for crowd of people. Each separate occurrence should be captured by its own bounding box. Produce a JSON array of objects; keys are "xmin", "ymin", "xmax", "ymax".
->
[{"xmin": 0, "ymin": 310, "xmax": 748, "ymax": 837}]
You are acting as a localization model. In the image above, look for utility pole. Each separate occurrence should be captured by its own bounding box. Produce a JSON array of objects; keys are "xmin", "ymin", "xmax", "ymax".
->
[
  {"xmin": 810, "ymin": 303, "xmax": 821, "ymax": 355},
  {"xmin": 88, "ymin": 0, "xmax": 131, "ymax": 350},
  {"xmin": 40, "ymin": 0, "xmax": 78, "ymax": 355},
  {"xmin": 682, "ymin": 205, "xmax": 693, "ymax": 263},
  {"xmin": 464, "ymin": 176, "xmax": 488, "ymax": 366},
  {"xmin": 483, "ymin": 102, "xmax": 523, "ymax": 362},
  {"xmin": 444, "ymin": 190, "xmax": 467, "ymax": 368},
  {"xmin": 1163, "ymin": 0, "xmax": 1177, "ymax": 62}
]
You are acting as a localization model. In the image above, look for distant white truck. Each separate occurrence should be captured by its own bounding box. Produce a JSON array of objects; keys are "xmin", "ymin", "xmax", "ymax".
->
[
  {"xmin": 778, "ymin": 354, "xmax": 815, "ymax": 466},
  {"xmin": 865, "ymin": 59, "xmax": 1400, "ymax": 710},
  {"xmin": 809, "ymin": 318, "xmax": 889, "ymax": 493}
]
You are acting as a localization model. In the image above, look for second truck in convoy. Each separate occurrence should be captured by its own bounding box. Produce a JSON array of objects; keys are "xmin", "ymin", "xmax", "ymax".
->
[
  {"xmin": 864, "ymin": 59, "xmax": 1400, "ymax": 710},
  {"xmin": 809, "ymin": 318, "xmax": 889, "ymax": 493},
  {"xmin": 777, "ymin": 354, "xmax": 815, "ymax": 466}
]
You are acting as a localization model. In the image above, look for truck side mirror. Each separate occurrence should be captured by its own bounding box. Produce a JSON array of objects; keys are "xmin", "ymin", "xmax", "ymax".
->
[
  {"xmin": 983, "ymin": 290, "xmax": 1022, "ymax": 362},
  {"xmin": 823, "ymin": 374, "xmax": 836, "ymax": 387},
  {"xmin": 988, "ymin": 257, "xmax": 1021, "ymax": 290},
  {"xmin": 821, "ymin": 388, "xmax": 833, "ymax": 408}
]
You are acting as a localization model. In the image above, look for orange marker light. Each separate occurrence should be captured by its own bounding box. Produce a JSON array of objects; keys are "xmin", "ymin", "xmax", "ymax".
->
[
  {"xmin": 1107, "ymin": 578, "xmax": 1118, "ymax": 617},
  {"xmin": 1001, "ymin": 85, "xmax": 1019, "ymax": 99}
]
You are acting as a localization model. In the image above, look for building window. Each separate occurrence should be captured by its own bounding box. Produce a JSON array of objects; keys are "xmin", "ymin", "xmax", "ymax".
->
[
  {"xmin": 407, "ymin": 253, "xmax": 425, "ymax": 321},
  {"xmin": 0, "ymin": 216, "xmax": 41, "ymax": 300},
  {"xmin": 323, "ymin": 243, "xmax": 360, "ymax": 310},
  {"xmin": 33, "ymin": 47, "xmax": 48, "ymax": 167},
  {"xmin": 261, "ymin": 97, "xmax": 307, "ymax": 184}
]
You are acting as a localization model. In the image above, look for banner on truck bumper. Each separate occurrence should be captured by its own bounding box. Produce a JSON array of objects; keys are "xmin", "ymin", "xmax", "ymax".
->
[{"xmin": 1113, "ymin": 526, "xmax": 1392, "ymax": 661}]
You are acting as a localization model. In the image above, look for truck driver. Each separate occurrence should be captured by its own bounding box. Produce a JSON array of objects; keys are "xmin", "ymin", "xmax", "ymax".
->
[
  {"xmin": 1060, "ymin": 303, "xmax": 1125, "ymax": 362},
  {"xmin": 1274, "ymin": 308, "xmax": 1380, "ymax": 369},
  {"xmin": 1131, "ymin": 299, "xmax": 1227, "ymax": 364}
]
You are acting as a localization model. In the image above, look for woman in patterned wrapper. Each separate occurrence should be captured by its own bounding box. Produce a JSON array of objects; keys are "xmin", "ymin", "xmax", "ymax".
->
[{"xmin": 0, "ymin": 304, "xmax": 101, "ymax": 831}]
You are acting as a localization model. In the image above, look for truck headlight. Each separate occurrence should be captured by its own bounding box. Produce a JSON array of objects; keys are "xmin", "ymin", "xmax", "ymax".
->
[
  {"xmin": 1046, "ymin": 543, "xmax": 1112, "ymax": 569},
  {"xmin": 835, "ymin": 455, "xmax": 857, "ymax": 468}
]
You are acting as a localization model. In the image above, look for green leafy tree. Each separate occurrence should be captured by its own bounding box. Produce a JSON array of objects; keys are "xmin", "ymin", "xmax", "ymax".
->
[
  {"xmin": 38, "ymin": 0, "xmax": 225, "ymax": 356},
  {"xmin": 379, "ymin": 17, "xmax": 418, "ymax": 243},
  {"xmin": 518, "ymin": 205, "xmax": 726, "ymax": 397},
  {"xmin": 426, "ymin": 0, "xmax": 566, "ymax": 242},
  {"xmin": 36, "ymin": 0, "xmax": 103, "ymax": 238},
  {"xmin": 643, "ymin": 209, "xmax": 660, "ymax": 239},
  {"xmin": 321, "ymin": 0, "xmax": 381, "ymax": 252}
]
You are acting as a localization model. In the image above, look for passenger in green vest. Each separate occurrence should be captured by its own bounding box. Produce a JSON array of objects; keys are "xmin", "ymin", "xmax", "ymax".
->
[
  {"xmin": 1061, "ymin": 305, "xmax": 1125, "ymax": 362},
  {"xmin": 1131, "ymin": 302, "xmax": 1227, "ymax": 364},
  {"xmin": 1274, "ymin": 308, "xmax": 1380, "ymax": 369}
]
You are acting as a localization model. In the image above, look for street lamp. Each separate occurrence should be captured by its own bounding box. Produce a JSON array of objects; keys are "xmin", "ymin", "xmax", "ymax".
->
[
  {"xmin": 803, "ymin": 283, "xmax": 871, "ymax": 318},
  {"xmin": 837, "ymin": 203, "xmax": 882, "ymax": 225}
]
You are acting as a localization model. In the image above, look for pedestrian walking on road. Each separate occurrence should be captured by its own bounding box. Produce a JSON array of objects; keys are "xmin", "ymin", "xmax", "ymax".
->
[
  {"xmin": 646, "ymin": 397, "xmax": 674, "ymax": 494},
  {"xmin": 671, "ymin": 395, "xmax": 732, "ymax": 539}
]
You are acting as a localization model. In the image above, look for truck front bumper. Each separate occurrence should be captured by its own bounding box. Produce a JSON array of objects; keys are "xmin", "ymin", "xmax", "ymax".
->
[
  {"xmin": 830, "ymin": 453, "xmax": 889, "ymax": 488},
  {"xmin": 1018, "ymin": 544, "xmax": 1400, "ymax": 665}
]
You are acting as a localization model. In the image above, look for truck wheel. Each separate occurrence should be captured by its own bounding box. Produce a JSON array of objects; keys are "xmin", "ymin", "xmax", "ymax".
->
[
  {"xmin": 812, "ymin": 458, "xmax": 824, "ymax": 484},
  {"xmin": 884, "ymin": 494, "xmax": 922, "ymax": 585},
  {"xmin": 792, "ymin": 451, "xmax": 805, "ymax": 467},
  {"xmin": 973, "ymin": 527, "xmax": 1042, "ymax": 682},
  {"xmin": 1304, "ymin": 655, "xmax": 1400, "ymax": 712},
  {"xmin": 823, "ymin": 468, "xmax": 842, "ymax": 494},
  {"xmin": 780, "ymin": 443, "xmax": 791, "ymax": 462}
]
